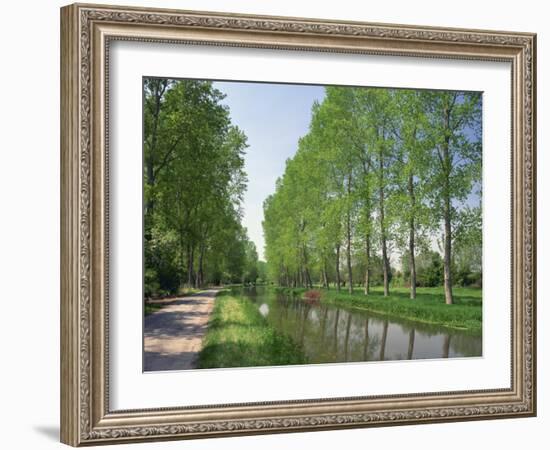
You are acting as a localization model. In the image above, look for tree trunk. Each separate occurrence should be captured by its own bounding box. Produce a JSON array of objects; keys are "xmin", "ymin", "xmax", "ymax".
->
[
  {"xmin": 381, "ymin": 234, "xmax": 390, "ymax": 297},
  {"xmin": 378, "ymin": 143, "xmax": 390, "ymax": 297},
  {"xmin": 335, "ymin": 244, "xmax": 341, "ymax": 292},
  {"xmin": 305, "ymin": 267, "xmax": 313, "ymax": 289},
  {"xmin": 323, "ymin": 260, "xmax": 329, "ymax": 290},
  {"xmin": 303, "ymin": 245, "xmax": 313, "ymax": 288},
  {"xmin": 408, "ymin": 226, "xmax": 417, "ymax": 299},
  {"xmin": 187, "ymin": 243, "xmax": 195, "ymax": 288},
  {"xmin": 443, "ymin": 192, "xmax": 454, "ymax": 304},
  {"xmin": 408, "ymin": 172, "xmax": 417, "ymax": 299},
  {"xmin": 346, "ymin": 172, "xmax": 353, "ymax": 294},
  {"xmin": 364, "ymin": 235, "xmax": 371, "ymax": 295},
  {"xmin": 197, "ymin": 244, "xmax": 205, "ymax": 288},
  {"xmin": 145, "ymin": 160, "xmax": 155, "ymax": 216},
  {"xmin": 442, "ymin": 106, "xmax": 454, "ymax": 305},
  {"xmin": 144, "ymin": 80, "xmax": 167, "ymax": 216},
  {"xmin": 180, "ymin": 238, "xmax": 186, "ymax": 290},
  {"xmin": 346, "ymin": 214, "xmax": 353, "ymax": 294}
]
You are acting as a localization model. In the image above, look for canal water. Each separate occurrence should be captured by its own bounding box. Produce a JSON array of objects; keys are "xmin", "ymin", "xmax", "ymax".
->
[{"xmin": 236, "ymin": 286, "xmax": 482, "ymax": 364}]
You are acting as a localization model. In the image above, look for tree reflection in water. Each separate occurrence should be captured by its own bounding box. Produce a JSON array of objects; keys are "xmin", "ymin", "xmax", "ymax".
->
[{"xmin": 240, "ymin": 287, "xmax": 482, "ymax": 365}]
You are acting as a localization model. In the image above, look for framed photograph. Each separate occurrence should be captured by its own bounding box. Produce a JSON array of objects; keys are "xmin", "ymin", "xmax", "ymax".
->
[{"xmin": 60, "ymin": 3, "xmax": 537, "ymax": 446}]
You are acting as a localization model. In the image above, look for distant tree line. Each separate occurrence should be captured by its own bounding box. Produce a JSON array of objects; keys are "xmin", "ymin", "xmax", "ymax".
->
[
  {"xmin": 143, "ymin": 78, "xmax": 258, "ymax": 298},
  {"xmin": 262, "ymin": 87, "xmax": 482, "ymax": 304}
]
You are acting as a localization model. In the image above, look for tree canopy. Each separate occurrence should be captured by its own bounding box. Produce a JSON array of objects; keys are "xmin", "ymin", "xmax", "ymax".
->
[
  {"xmin": 263, "ymin": 86, "xmax": 482, "ymax": 303},
  {"xmin": 144, "ymin": 78, "xmax": 258, "ymax": 297}
]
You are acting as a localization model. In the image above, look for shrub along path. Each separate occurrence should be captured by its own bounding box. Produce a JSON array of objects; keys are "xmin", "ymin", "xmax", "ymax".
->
[{"xmin": 144, "ymin": 289, "xmax": 218, "ymax": 371}]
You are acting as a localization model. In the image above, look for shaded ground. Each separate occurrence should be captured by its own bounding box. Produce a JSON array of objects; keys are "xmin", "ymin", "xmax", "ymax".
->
[{"xmin": 144, "ymin": 290, "xmax": 218, "ymax": 371}]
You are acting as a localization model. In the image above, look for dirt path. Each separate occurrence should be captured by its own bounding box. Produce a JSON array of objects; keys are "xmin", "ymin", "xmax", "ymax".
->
[{"xmin": 144, "ymin": 289, "xmax": 218, "ymax": 371}]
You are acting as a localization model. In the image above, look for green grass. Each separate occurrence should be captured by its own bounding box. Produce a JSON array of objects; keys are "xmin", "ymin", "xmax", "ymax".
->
[
  {"xmin": 276, "ymin": 286, "xmax": 482, "ymax": 333},
  {"xmin": 144, "ymin": 303, "xmax": 165, "ymax": 316},
  {"xmin": 198, "ymin": 294, "xmax": 306, "ymax": 368}
]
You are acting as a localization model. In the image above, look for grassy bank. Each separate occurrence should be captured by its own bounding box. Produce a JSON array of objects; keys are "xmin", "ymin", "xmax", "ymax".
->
[
  {"xmin": 276, "ymin": 286, "xmax": 482, "ymax": 333},
  {"xmin": 144, "ymin": 303, "xmax": 164, "ymax": 316},
  {"xmin": 198, "ymin": 294, "xmax": 306, "ymax": 368}
]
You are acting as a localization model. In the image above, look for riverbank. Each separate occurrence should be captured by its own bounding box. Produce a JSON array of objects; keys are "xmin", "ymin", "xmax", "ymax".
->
[
  {"xmin": 198, "ymin": 294, "xmax": 306, "ymax": 368},
  {"xmin": 275, "ymin": 286, "xmax": 482, "ymax": 333}
]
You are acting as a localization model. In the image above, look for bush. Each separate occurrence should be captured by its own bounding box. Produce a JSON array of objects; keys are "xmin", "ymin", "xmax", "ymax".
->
[
  {"xmin": 416, "ymin": 251, "xmax": 444, "ymax": 287},
  {"xmin": 303, "ymin": 290, "xmax": 321, "ymax": 303},
  {"xmin": 144, "ymin": 229, "xmax": 181, "ymax": 298},
  {"xmin": 144, "ymin": 268, "xmax": 160, "ymax": 299},
  {"xmin": 156, "ymin": 261, "xmax": 180, "ymax": 294},
  {"xmin": 454, "ymin": 268, "xmax": 482, "ymax": 288},
  {"xmin": 390, "ymin": 273, "xmax": 407, "ymax": 288}
]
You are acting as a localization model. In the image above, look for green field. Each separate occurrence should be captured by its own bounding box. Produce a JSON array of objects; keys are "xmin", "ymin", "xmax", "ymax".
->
[
  {"xmin": 276, "ymin": 286, "xmax": 482, "ymax": 333},
  {"xmin": 198, "ymin": 294, "xmax": 306, "ymax": 368}
]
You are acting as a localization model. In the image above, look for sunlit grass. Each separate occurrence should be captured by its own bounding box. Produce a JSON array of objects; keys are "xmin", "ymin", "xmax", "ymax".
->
[
  {"xmin": 198, "ymin": 294, "xmax": 306, "ymax": 368},
  {"xmin": 177, "ymin": 287, "xmax": 201, "ymax": 296}
]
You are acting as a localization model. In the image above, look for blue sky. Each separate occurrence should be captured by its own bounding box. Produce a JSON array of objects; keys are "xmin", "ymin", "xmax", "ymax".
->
[{"xmin": 213, "ymin": 81, "xmax": 325, "ymax": 261}]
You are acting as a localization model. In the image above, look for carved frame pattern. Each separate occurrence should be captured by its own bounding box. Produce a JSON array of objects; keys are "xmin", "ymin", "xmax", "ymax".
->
[{"xmin": 60, "ymin": 3, "xmax": 536, "ymax": 446}]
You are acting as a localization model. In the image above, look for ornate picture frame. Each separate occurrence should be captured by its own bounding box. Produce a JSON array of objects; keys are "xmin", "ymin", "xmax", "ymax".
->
[{"xmin": 60, "ymin": 3, "xmax": 536, "ymax": 446}]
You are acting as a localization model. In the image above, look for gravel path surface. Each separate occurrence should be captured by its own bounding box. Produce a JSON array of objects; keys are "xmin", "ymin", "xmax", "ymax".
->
[{"xmin": 144, "ymin": 290, "xmax": 218, "ymax": 371}]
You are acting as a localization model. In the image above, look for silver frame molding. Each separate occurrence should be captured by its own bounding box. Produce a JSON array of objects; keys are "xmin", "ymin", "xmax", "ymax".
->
[{"xmin": 60, "ymin": 3, "xmax": 536, "ymax": 446}]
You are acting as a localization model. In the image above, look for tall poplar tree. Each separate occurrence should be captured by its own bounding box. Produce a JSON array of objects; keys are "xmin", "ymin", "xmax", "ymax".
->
[{"xmin": 424, "ymin": 91, "xmax": 482, "ymax": 304}]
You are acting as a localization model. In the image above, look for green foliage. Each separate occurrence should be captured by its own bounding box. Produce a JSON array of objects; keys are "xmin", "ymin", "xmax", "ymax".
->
[
  {"xmin": 144, "ymin": 228, "xmax": 180, "ymax": 297},
  {"xmin": 416, "ymin": 251, "xmax": 445, "ymax": 287},
  {"xmin": 402, "ymin": 250, "xmax": 446, "ymax": 287},
  {"xmin": 453, "ymin": 206, "xmax": 482, "ymax": 286},
  {"xmin": 198, "ymin": 294, "xmax": 306, "ymax": 368},
  {"xmin": 242, "ymin": 241, "xmax": 259, "ymax": 284},
  {"xmin": 262, "ymin": 86, "xmax": 482, "ymax": 304},
  {"xmin": 143, "ymin": 79, "xmax": 482, "ymax": 305},
  {"xmin": 256, "ymin": 261, "xmax": 268, "ymax": 284},
  {"xmin": 143, "ymin": 78, "xmax": 258, "ymax": 297}
]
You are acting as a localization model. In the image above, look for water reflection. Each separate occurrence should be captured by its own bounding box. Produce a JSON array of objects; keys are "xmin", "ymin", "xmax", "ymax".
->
[
  {"xmin": 239, "ymin": 286, "xmax": 482, "ymax": 364},
  {"xmin": 259, "ymin": 303, "xmax": 269, "ymax": 317}
]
